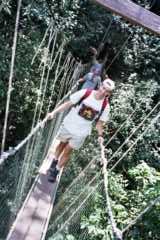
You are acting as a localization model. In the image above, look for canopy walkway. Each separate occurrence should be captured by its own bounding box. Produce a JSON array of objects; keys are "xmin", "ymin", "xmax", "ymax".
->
[{"xmin": 0, "ymin": 0, "xmax": 160, "ymax": 240}]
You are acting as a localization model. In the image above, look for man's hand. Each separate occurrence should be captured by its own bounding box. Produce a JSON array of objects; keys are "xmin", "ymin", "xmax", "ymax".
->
[
  {"xmin": 47, "ymin": 112, "xmax": 54, "ymax": 121},
  {"xmin": 98, "ymin": 136, "xmax": 104, "ymax": 145}
]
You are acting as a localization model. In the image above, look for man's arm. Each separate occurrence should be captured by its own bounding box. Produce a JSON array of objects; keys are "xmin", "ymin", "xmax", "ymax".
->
[
  {"xmin": 96, "ymin": 120, "xmax": 106, "ymax": 136},
  {"xmin": 47, "ymin": 100, "xmax": 73, "ymax": 119},
  {"xmin": 78, "ymin": 77, "xmax": 85, "ymax": 83},
  {"xmin": 96, "ymin": 120, "xmax": 106, "ymax": 145}
]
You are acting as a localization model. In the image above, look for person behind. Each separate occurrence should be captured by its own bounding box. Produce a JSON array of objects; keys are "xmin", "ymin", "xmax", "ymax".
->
[
  {"xmin": 78, "ymin": 63, "xmax": 103, "ymax": 90},
  {"xmin": 46, "ymin": 78, "xmax": 115, "ymax": 182}
]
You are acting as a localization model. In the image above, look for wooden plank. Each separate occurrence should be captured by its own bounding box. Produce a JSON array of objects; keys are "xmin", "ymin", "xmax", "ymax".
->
[
  {"xmin": 6, "ymin": 174, "xmax": 57, "ymax": 240},
  {"xmin": 93, "ymin": 0, "xmax": 160, "ymax": 35},
  {"xmin": 6, "ymin": 141, "xmax": 60, "ymax": 240}
]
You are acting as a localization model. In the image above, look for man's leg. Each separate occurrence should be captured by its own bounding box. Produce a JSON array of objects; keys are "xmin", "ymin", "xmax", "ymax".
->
[
  {"xmin": 49, "ymin": 141, "xmax": 67, "ymax": 170},
  {"xmin": 48, "ymin": 143, "xmax": 73, "ymax": 182},
  {"xmin": 54, "ymin": 141, "xmax": 68, "ymax": 159},
  {"xmin": 57, "ymin": 143, "xmax": 73, "ymax": 168}
]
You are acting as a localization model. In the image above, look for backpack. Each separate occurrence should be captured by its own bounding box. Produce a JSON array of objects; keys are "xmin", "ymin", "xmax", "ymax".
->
[{"xmin": 76, "ymin": 89, "xmax": 108, "ymax": 121}]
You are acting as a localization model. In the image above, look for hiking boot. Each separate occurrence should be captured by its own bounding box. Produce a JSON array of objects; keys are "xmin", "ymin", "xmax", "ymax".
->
[
  {"xmin": 47, "ymin": 159, "xmax": 58, "ymax": 174},
  {"xmin": 49, "ymin": 159, "xmax": 58, "ymax": 171},
  {"xmin": 48, "ymin": 168, "xmax": 59, "ymax": 183}
]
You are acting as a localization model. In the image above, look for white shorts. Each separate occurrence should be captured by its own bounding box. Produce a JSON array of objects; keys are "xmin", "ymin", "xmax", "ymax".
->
[{"xmin": 57, "ymin": 124, "xmax": 87, "ymax": 150}]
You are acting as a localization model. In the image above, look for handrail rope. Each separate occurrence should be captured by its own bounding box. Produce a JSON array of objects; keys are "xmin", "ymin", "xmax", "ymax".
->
[
  {"xmin": 49, "ymin": 104, "xmax": 159, "ymax": 230},
  {"xmin": 51, "ymin": 112, "xmax": 160, "ymax": 236},
  {"xmin": 0, "ymin": 33, "xmax": 65, "ymax": 164},
  {"xmin": 49, "ymin": 100, "xmax": 151, "ymax": 216},
  {"xmin": 122, "ymin": 196, "xmax": 160, "ymax": 234},
  {"xmin": 0, "ymin": 85, "xmax": 79, "ymax": 165},
  {"xmin": 31, "ymin": 21, "xmax": 53, "ymax": 65},
  {"xmin": 1, "ymin": 0, "xmax": 23, "ymax": 154},
  {"xmin": 100, "ymin": 140, "xmax": 123, "ymax": 240},
  {"xmin": 108, "ymin": 101, "xmax": 160, "ymax": 168}
]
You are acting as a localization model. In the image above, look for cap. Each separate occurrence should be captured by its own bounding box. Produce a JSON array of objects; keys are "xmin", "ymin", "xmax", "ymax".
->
[{"xmin": 103, "ymin": 78, "xmax": 115, "ymax": 91}]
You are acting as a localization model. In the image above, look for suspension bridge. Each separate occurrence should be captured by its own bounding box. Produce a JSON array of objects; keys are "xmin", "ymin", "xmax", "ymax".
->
[{"xmin": 0, "ymin": 0, "xmax": 160, "ymax": 240}]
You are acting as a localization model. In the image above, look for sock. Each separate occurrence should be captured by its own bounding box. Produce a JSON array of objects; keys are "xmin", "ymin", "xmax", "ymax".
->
[
  {"xmin": 56, "ymin": 165, "xmax": 61, "ymax": 171},
  {"xmin": 48, "ymin": 153, "xmax": 57, "ymax": 162}
]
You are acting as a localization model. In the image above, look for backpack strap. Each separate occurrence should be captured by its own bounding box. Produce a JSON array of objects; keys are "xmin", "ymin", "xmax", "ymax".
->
[
  {"xmin": 75, "ymin": 89, "xmax": 108, "ymax": 121},
  {"xmin": 76, "ymin": 89, "xmax": 93, "ymax": 106},
  {"xmin": 96, "ymin": 97, "xmax": 108, "ymax": 122}
]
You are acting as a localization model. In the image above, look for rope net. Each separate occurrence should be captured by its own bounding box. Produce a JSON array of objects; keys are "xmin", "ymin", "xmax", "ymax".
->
[
  {"xmin": 0, "ymin": 25, "xmax": 86, "ymax": 238},
  {"xmin": 45, "ymin": 98, "xmax": 159, "ymax": 240}
]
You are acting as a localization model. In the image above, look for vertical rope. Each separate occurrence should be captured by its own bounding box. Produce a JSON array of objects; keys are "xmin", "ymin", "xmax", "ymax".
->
[
  {"xmin": 31, "ymin": 21, "xmax": 53, "ymax": 65},
  {"xmin": 99, "ymin": 140, "xmax": 123, "ymax": 240},
  {"xmin": 1, "ymin": 0, "xmax": 23, "ymax": 154}
]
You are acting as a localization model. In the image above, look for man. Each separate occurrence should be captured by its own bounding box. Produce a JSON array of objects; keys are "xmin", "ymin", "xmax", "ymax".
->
[
  {"xmin": 47, "ymin": 78, "xmax": 115, "ymax": 182},
  {"xmin": 78, "ymin": 63, "xmax": 103, "ymax": 90}
]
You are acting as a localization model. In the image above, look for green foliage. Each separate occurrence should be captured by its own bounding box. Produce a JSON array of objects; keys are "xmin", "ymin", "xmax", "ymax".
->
[{"xmin": 0, "ymin": 0, "xmax": 160, "ymax": 239}]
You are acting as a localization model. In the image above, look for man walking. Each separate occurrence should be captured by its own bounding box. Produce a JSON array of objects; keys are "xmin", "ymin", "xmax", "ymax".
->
[{"xmin": 46, "ymin": 78, "xmax": 115, "ymax": 182}]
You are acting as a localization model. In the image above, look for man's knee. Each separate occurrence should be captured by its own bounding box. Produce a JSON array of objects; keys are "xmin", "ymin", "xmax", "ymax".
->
[
  {"xmin": 63, "ymin": 144, "xmax": 73, "ymax": 156},
  {"xmin": 56, "ymin": 141, "xmax": 67, "ymax": 150}
]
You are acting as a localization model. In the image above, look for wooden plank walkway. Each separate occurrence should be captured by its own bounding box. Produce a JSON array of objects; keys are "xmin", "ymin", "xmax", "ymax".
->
[
  {"xmin": 94, "ymin": 0, "xmax": 160, "ymax": 35},
  {"xmin": 7, "ymin": 142, "xmax": 59, "ymax": 240}
]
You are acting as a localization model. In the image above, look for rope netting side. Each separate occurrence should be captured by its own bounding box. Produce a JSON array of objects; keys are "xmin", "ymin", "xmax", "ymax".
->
[
  {"xmin": 46, "ymin": 100, "xmax": 159, "ymax": 230},
  {"xmin": 0, "ymin": 26, "xmax": 83, "ymax": 238},
  {"xmin": 46, "ymin": 105, "xmax": 160, "ymax": 239}
]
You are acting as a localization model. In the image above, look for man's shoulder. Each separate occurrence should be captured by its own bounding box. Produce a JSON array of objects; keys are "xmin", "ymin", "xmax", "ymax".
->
[{"xmin": 70, "ymin": 89, "xmax": 87, "ymax": 102}]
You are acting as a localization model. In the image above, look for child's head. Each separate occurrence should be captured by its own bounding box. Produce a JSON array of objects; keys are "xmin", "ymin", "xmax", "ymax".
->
[{"xmin": 90, "ymin": 63, "xmax": 102, "ymax": 76}]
